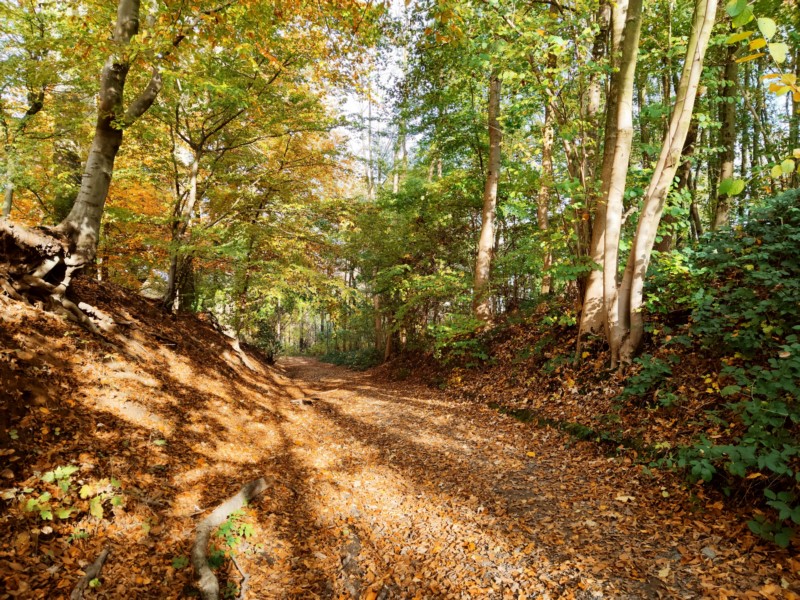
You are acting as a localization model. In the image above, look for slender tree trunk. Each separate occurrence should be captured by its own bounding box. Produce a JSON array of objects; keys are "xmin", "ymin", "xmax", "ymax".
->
[
  {"xmin": 165, "ymin": 154, "xmax": 200, "ymax": 309},
  {"xmin": 602, "ymin": 0, "xmax": 644, "ymax": 365},
  {"xmin": 538, "ymin": 93, "xmax": 555, "ymax": 295},
  {"xmin": 473, "ymin": 71, "xmax": 502, "ymax": 322},
  {"xmin": 54, "ymin": 0, "xmax": 162, "ymax": 267},
  {"xmin": 713, "ymin": 44, "xmax": 738, "ymax": 230},
  {"xmin": 618, "ymin": 0, "xmax": 718, "ymax": 363},
  {"xmin": 2, "ymin": 160, "xmax": 13, "ymax": 218},
  {"xmin": 579, "ymin": 0, "xmax": 631, "ymax": 337},
  {"xmin": 791, "ymin": 47, "xmax": 799, "ymax": 188},
  {"xmin": 1, "ymin": 88, "xmax": 44, "ymax": 219}
]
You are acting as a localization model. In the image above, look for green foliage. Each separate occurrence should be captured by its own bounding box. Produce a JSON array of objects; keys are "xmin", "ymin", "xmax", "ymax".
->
[
  {"xmin": 621, "ymin": 354, "xmax": 681, "ymax": 407},
  {"xmin": 431, "ymin": 314, "xmax": 491, "ymax": 367},
  {"xmin": 7, "ymin": 466, "xmax": 124, "ymax": 524},
  {"xmin": 653, "ymin": 190, "xmax": 800, "ymax": 544},
  {"xmin": 318, "ymin": 348, "xmax": 382, "ymax": 370}
]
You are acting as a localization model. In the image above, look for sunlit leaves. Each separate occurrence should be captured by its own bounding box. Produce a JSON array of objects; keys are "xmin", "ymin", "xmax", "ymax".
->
[
  {"xmin": 718, "ymin": 178, "xmax": 745, "ymax": 196},
  {"xmin": 767, "ymin": 42, "xmax": 788, "ymax": 64},
  {"xmin": 756, "ymin": 17, "xmax": 777, "ymax": 39}
]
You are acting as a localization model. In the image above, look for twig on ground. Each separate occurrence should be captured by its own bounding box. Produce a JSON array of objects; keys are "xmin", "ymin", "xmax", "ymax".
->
[
  {"xmin": 70, "ymin": 547, "xmax": 110, "ymax": 600},
  {"xmin": 230, "ymin": 553, "xmax": 250, "ymax": 600},
  {"xmin": 191, "ymin": 478, "xmax": 269, "ymax": 600}
]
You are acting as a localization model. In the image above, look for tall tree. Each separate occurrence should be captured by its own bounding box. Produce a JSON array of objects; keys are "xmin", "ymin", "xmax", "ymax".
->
[{"xmin": 473, "ymin": 70, "xmax": 502, "ymax": 322}]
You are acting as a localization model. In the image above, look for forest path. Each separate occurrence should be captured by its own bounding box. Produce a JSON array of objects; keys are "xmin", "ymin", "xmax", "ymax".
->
[{"xmin": 257, "ymin": 357, "xmax": 760, "ymax": 599}]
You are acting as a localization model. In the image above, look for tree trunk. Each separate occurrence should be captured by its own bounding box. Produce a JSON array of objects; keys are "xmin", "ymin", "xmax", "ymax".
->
[
  {"xmin": 602, "ymin": 0, "xmax": 644, "ymax": 366},
  {"xmin": 165, "ymin": 154, "xmax": 200, "ymax": 309},
  {"xmin": 2, "ymin": 165, "xmax": 13, "ymax": 218},
  {"xmin": 578, "ymin": 0, "xmax": 631, "ymax": 337},
  {"xmin": 618, "ymin": 0, "xmax": 718, "ymax": 363},
  {"xmin": 53, "ymin": 140, "xmax": 83, "ymax": 223},
  {"xmin": 54, "ymin": 0, "xmax": 162, "ymax": 267},
  {"xmin": 712, "ymin": 43, "xmax": 738, "ymax": 230},
  {"xmin": 473, "ymin": 70, "xmax": 502, "ymax": 322},
  {"xmin": 538, "ymin": 92, "xmax": 555, "ymax": 296}
]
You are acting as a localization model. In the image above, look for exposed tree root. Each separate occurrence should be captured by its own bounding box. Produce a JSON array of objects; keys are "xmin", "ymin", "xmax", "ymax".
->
[
  {"xmin": 70, "ymin": 547, "xmax": 110, "ymax": 600},
  {"xmin": 0, "ymin": 219, "xmax": 116, "ymax": 333},
  {"xmin": 191, "ymin": 478, "xmax": 269, "ymax": 600}
]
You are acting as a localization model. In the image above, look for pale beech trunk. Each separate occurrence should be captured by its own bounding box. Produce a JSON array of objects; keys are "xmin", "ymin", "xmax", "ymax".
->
[
  {"xmin": 2, "ymin": 160, "xmax": 14, "ymax": 218},
  {"xmin": 538, "ymin": 93, "xmax": 555, "ymax": 295},
  {"xmin": 54, "ymin": 0, "xmax": 162, "ymax": 266},
  {"xmin": 579, "ymin": 0, "xmax": 630, "ymax": 337},
  {"xmin": 473, "ymin": 71, "xmax": 502, "ymax": 322},
  {"xmin": 618, "ymin": 0, "xmax": 718, "ymax": 363},
  {"xmin": 713, "ymin": 44, "xmax": 738, "ymax": 230},
  {"xmin": 2, "ymin": 89, "xmax": 45, "ymax": 218},
  {"xmin": 603, "ymin": 0, "xmax": 643, "ymax": 366},
  {"xmin": 165, "ymin": 154, "xmax": 200, "ymax": 308}
]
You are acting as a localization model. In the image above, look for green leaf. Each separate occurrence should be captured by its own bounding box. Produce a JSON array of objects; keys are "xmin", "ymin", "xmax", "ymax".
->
[
  {"xmin": 732, "ymin": 5, "xmax": 754, "ymax": 27},
  {"xmin": 720, "ymin": 385, "xmax": 742, "ymax": 396},
  {"xmin": 729, "ymin": 179, "xmax": 745, "ymax": 195},
  {"xmin": 56, "ymin": 507, "xmax": 73, "ymax": 519},
  {"xmin": 771, "ymin": 164, "xmax": 784, "ymax": 178},
  {"xmin": 774, "ymin": 528, "xmax": 793, "ymax": 548},
  {"xmin": 40, "ymin": 509, "xmax": 53, "ymax": 520},
  {"xmin": 733, "ymin": 6, "xmax": 753, "ymax": 27},
  {"xmin": 726, "ymin": 30, "xmax": 754, "ymax": 44},
  {"xmin": 769, "ymin": 42, "xmax": 788, "ymax": 64},
  {"xmin": 781, "ymin": 159, "xmax": 796, "ymax": 174},
  {"xmin": 89, "ymin": 578, "xmax": 101, "ymax": 588},
  {"xmin": 79, "ymin": 485, "xmax": 93, "ymax": 499},
  {"xmin": 153, "ymin": 439, "xmax": 167, "ymax": 446},
  {"xmin": 172, "ymin": 555, "xmax": 190, "ymax": 569},
  {"xmin": 41, "ymin": 471, "xmax": 55, "ymax": 484},
  {"xmin": 756, "ymin": 17, "xmax": 777, "ymax": 39},
  {"xmin": 725, "ymin": 0, "xmax": 747, "ymax": 17}
]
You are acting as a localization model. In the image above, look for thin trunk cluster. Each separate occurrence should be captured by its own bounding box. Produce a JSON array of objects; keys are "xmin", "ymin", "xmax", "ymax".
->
[{"xmin": 580, "ymin": 0, "xmax": 718, "ymax": 366}]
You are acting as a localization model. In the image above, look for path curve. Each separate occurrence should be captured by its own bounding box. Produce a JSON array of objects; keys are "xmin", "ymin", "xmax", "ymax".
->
[{"xmin": 250, "ymin": 357, "xmax": 776, "ymax": 599}]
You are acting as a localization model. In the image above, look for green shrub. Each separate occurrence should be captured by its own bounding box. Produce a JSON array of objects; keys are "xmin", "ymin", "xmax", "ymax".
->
[{"xmin": 675, "ymin": 189, "xmax": 800, "ymax": 546}]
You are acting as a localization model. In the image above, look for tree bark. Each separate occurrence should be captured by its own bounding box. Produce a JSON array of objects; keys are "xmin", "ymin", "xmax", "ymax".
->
[
  {"xmin": 618, "ymin": 0, "xmax": 718, "ymax": 363},
  {"xmin": 165, "ymin": 154, "xmax": 200, "ymax": 309},
  {"xmin": 473, "ymin": 70, "xmax": 502, "ymax": 322},
  {"xmin": 602, "ymin": 0, "xmax": 644, "ymax": 366},
  {"xmin": 712, "ymin": 43, "xmax": 738, "ymax": 230},
  {"xmin": 53, "ymin": 0, "xmax": 163, "ymax": 267},
  {"xmin": 579, "ymin": 0, "xmax": 631, "ymax": 337}
]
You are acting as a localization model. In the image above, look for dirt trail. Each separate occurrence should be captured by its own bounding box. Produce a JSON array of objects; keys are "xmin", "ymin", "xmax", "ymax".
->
[
  {"xmin": 2, "ymin": 283, "xmax": 793, "ymax": 600},
  {"xmin": 257, "ymin": 357, "xmax": 788, "ymax": 599}
]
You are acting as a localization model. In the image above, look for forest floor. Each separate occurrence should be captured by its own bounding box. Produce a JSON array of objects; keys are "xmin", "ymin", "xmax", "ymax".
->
[{"xmin": 1, "ymin": 281, "xmax": 799, "ymax": 599}]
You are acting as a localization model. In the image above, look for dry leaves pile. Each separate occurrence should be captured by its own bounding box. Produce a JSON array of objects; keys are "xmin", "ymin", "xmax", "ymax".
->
[{"xmin": 1, "ymin": 279, "xmax": 798, "ymax": 599}]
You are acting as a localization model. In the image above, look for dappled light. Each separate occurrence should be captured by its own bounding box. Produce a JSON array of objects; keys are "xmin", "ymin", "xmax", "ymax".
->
[{"xmin": 2, "ymin": 0, "xmax": 800, "ymax": 597}]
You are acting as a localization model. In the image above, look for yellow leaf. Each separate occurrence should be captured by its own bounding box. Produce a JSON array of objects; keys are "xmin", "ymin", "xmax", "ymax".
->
[
  {"xmin": 736, "ymin": 52, "xmax": 765, "ymax": 63},
  {"xmin": 526, "ymin": 451, "xmax": 536, "ymax": 457},
  {"xmin": 749, "ymin": 38, "xmax": 767, "ymax": 50}
]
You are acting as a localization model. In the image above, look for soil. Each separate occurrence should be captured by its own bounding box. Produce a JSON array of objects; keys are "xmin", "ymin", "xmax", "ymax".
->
[{"xmin": 1, "ymin": 278, "xmax": 798, "ymax": 599}]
